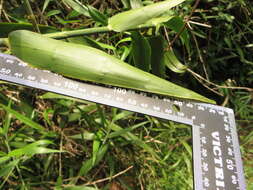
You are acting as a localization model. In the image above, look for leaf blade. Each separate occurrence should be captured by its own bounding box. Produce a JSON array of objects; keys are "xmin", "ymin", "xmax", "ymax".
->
[{"xmin": 108, "ymin": 0, "xmax": 186, "ymax": 32}]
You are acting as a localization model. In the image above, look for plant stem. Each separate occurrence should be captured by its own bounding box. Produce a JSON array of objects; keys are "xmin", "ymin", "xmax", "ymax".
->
[
  {"xmin": 45, "ymin": 26, "xmax": 110, "ymax": 39},
  {"xmin": 44, "ymin": 24, "xmax": 155, "ymax": 39},
  {"xmin": 23, "ymin": 0, "xmax": 40, "ymax": 33},
  {"xmin": 1, "ymin": 24, "xmax": 154, "ymax": 47},
  {"xmin": 167, "ymin": 0, "xmax": 201, "ymax": 50}
]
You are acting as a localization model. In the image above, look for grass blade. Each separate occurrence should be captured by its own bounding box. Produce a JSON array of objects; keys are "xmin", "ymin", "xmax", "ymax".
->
[{"xmin": 0, "ymin": 103, "xmax": 46, "ymax": 132}]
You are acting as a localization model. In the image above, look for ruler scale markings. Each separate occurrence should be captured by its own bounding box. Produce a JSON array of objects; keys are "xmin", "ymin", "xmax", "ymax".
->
[{"xmin": 0, "ymin": 53, "xmax": 246, "ymax": 190}]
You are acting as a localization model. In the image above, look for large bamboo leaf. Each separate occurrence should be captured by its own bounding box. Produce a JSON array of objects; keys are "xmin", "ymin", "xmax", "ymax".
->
[
  {"xmin": 108, "ymin": 0, "xmax": 186, "ymax": 32},
  {"xmin": 148, "ymin": 35, "xmax": 166, "ymax": 78},
  {"xmin": 9, "ymin": 30, "xmax": 215, "ymax": 103},
  {"xmin": 131, "ymin": 31, "xmax": 151, "ymax": 71}
]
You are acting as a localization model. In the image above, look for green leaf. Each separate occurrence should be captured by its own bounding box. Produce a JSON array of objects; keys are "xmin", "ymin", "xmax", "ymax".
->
[
  {"xmin": 7, "ymin": 140, "xmax": 62, "ymax": 157},
  {"xmin": 69, "ymin": 131, "xmax": 95, "ymax": 140},
  {"xmin": 87, "ymin": 5, "xmax": 108, "ymax": 25},
  {"xmin": 42, "ymin": 0, "xmax": 52, "ymax": 13},
  {"xmin": 163, "ymin": 50, "xmax": 187, "ymax": 73},
  {"xmin": 0, "ymin": 159, "xmax": 19, "ymax": 178},
  {"xmin": 148, "ymin": 35, "xmax": 166, "ymax": 77},
  {"xmin": 109, "ymin": 123, "xmax": 160, "ymax": 161},
  {"xmin": 77, "ymin": 144, "xmax": 108, "ymax": 178},
  {"xmin": 120, "ymin": 0, "xmax": 130, "ymax": 9},
  {"xmin": 92, "ymin": 139, "xmax": 100, "ymax": 166},
  {"xmin": 108, "ymin": 0, "xmax": 186, "ymax": 32},
  {"xmin": 62, "ymin": 0, "xmax": 90, "ymax": 17},
  {"xmin": 92, "ymin": 131, "xmax": 103, "ymax": 165},
  {"xmin": 0, "ymin": 156, "xmax": 11, "ymax": 165},
  {"xmin": 165, "ymin": 16, "xmax": 190, "ymax": 52},
  {"xmin": 131, "ymin": 31, "xmax": 151, "ymax": 72},
  {"xmin": 0, "ymin": 103, "xmax": 46, "ymax": 132},
  {"xmin": 130, "ymin": 0, "xmax": 143, "ymax": 9},
  {"xmin": 3, "ymin": 101, "xmax": 12, "ymax": 136},
  {"xmin": 67, "ymin": 35, "xmax": 103, "ymax": 50},
  {"xmin": 46, "ymin": 10, "xmax": 62, "ymax": 17},
  {"xmin": 9, "ymin": 30, "xmax": 215, "ymax": 103},
  {"xmin": 139, "ymin": 15, "xmax": 173, "ymax": 27},
  {"xmin": 107, "ymin": 121, "xmax": 149, "ymax": 138}
]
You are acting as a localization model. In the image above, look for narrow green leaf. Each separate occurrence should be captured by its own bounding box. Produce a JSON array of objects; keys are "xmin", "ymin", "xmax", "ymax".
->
[
  {"xmin": 120, "ymin": 0, "xmax": 130, "ymax": 9},
  {"xmin": 163, "ymin": 50, "xmax": 187, "ymax": 73},
  {"xmin": 8, "ymin": 140, "xmax": 61, "ymax": 157},
  {"xmin": 0, "ymin": 156, "xmax": 11, "ymax": 165},
  {"xmin": 131, "ymin": 31, "xmax": 151, "ymax": 71},
  {"xmin": 70, "ymin": 131, "xmax": 95, "ymax": 140},
  {"xmin": 109, "ymin": 123, "xmax": 160, "ymax": 161},
  {"xmin": 0, "ymin": 103, "xmax": 46, "ymax": 132},
  {"xmin": 92, "ymin": 141, "xmax": 100, "ymax": 165},
  {"xmin": 181, "ymin": 140, "xmax": 192, "ymax": 157},
  {"xmin": 87, "ymin": 5, "xmax": 108, "ymax": 25},
  {"xmin": 3, "ymin": 101, "xmax": 12, "ymax": 136},
  {"xmin": 107, "ymin": 121, "xmax": 149, "ymax": 138},
  {"xmin": 42, "ymin": 0, "xmax": 52, "ymax": 13},
  {"xmin": 148, "ymin": 35, "xmax": 166, "ymax": 77},
  {"xmin": 12, "ymin": 146, "xmax": 62, "ymax": 156},
  {"xmin": 112, "ymin": 111, "xmax": 134, "ymax": 121},
  {"xmin": 139, "ymin": 15, "xmax": 173, "ymax": 27},
  {"xmin": 46, "ymin": 10, "xmax": 62, "ymax": 17},
  {"xmin": 92, "ymin": 137, "xmax": 101, "ymax": 166},
  {"xmin": 67, "ymin": 35, "xmax": 103, "ymax": 50},
  {"xmin": 130, "ymin": 0, "xmax": 143, "ymax": 9},
  {"xmin": 0, "ymin": 159, "xmax": 19, "ymax": 178},
  {"xmin": 77, "ymin": 144, "xmax": 108, "ymax": 177},
  {"xmin": 62, "ymin": 0, "xmax": 90, "ymax": 17},
  {"xmin": 108, "ymin": 0, "xmax": 186, "ymax": 32}
]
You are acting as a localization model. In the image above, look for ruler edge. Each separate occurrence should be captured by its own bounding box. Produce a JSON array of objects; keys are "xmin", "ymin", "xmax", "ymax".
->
[{"xmin": 228, "ymin": 110, "xmax": 247, "ymax": 189}]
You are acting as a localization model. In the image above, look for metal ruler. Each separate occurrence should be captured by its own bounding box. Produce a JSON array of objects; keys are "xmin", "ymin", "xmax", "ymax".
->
[{"xmin": 0, "ymin": 53, "xmax": 246, "ymax": 190}]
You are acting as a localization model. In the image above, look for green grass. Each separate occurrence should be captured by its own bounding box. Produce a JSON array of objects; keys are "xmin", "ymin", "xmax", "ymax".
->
[{"xmin": 0, "ymin": 0, "xmax": 252, "ymax": 189}]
